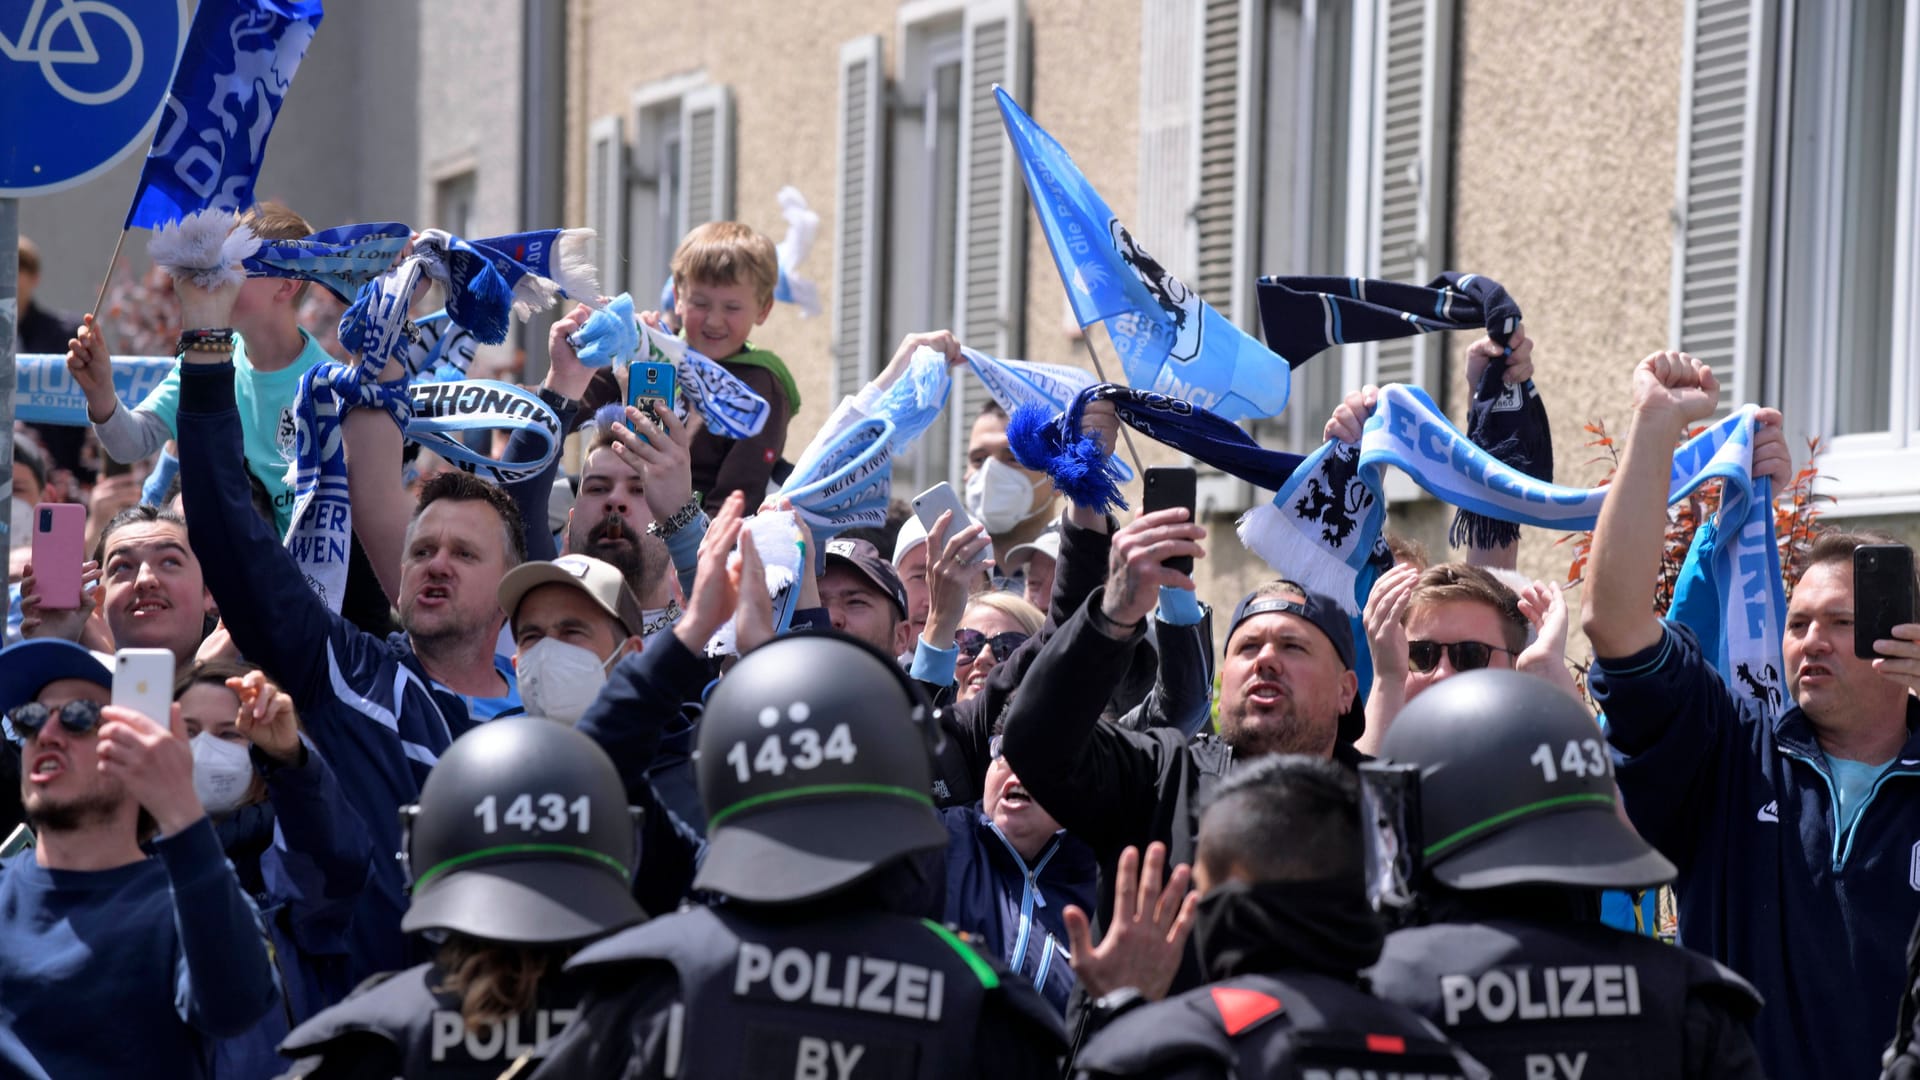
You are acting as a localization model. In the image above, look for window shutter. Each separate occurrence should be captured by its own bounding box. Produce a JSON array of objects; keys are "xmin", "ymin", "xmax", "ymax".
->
[
  {"xmin": 586, "ymin": 115, "xmax": 626, "ymax": 297},
  {"xmin": 1361, "ymin": 0, "xmax": 1453, "ymax": 392},
  {"xmin": 1138, "ymin": 0, "xmax": 1200, "ymax": 278},
  {"xmin": 1194, "ymin": 0, "xmax": 1263, "ymax": 327},
  {"xmin": 1669, "ymin": 0, "xmax": 1776, "ymax": 413},
  {"xmin": 950, "ymin": 0, "xmax": 1029, "ymax": 475},
  {"xmin": 833, "ymin": 35, "xmax": 887, "ymax": 400},
  {"xmin": 679, "ymin": 84, "xmax": 735, "ymax": 229}
]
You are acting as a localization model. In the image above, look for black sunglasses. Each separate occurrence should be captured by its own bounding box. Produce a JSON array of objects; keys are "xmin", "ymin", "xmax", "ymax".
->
[
  {"xmin": 6, "ymin": 700, "xmax": 106, "ymax": 744},
  {"xmin": 956, "ymin": 629, "xmax": 1030, "ymax": 664},
  {"xmin": 1406, "ymin": 640, "xmax": 1513, "ymax": 674}
]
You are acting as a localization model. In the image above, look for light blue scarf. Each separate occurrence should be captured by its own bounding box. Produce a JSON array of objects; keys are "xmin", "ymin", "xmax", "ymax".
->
[{"xmin": 1240, "ymin": 384, "xmax": 1785, "ymax": 718}]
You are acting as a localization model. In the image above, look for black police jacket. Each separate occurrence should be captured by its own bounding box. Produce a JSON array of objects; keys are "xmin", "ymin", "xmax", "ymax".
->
[
  {"xmin": 1369, "ymin": 918, "xmax": 1764, "ymax": 1080},
  {"xmin": 1073, "ymin": 971, "xmax": 1486, "ymax": 1079},
  {"xmin": 529, "ymin": 903, "xmax": 1066, "ymax": 1079},
  {"xmin": 275, "ymin": 961, "xmax": 585, "ymax": 1079}
]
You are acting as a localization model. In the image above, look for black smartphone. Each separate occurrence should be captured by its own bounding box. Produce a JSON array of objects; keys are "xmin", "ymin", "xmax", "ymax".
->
[
  {"xmin": 1854, "ymin": 543, "xmax": 1916, "ymax": 659},
  {"xmin": 1141, "ymin": 466, "xmax": 1197, "ymax": 574}
]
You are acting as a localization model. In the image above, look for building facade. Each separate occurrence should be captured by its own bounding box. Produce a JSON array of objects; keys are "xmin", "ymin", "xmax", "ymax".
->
[{"xmin": 572, "ymin": 0, "xmax": 1920, "ymax": 624}]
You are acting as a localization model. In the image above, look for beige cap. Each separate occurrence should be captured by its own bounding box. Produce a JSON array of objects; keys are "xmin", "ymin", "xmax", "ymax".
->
[{"xmin": 498, "ymin": 554, "xmax": 645, "ymax": 639}]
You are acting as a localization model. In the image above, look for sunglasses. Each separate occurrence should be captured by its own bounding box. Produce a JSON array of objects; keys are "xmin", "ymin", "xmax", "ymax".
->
[
  {"xmin": 1406, "ymin": 640, "xmax": 1514, "ymax": 674},
  {"xmin": 956, "ymin": 629, "xmax": 1030, "ymax": 664},
  {"xmin": 6, "ymin": 700, "xmax": 106, "ymax": 744}
]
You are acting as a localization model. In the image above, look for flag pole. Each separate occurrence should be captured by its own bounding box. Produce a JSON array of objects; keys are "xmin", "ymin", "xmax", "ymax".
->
[
  {"xmin": 90, "ymin": 228, "xmax": 129, "ymax": 321},
  {"xmin": 1078, "ymin": 332, "xmax": 1146, "ymax": 476}
]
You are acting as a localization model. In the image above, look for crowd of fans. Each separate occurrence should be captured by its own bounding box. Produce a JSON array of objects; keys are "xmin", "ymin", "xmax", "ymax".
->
[{"xmin": 5, "ymin": 206, "xmax": 1920, "ymax": 1080}]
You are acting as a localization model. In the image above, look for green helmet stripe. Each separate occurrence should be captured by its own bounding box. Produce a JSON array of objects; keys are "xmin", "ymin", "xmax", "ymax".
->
[
  {"xmin": 1422, "ymin": 793, "xmax": 1617, "ymax": 860},
  {"xmin": 920, "ymin": 919, "xmax": 1001, "ymax": 989},
  {"xmin": 707, "ymin": 783, "xmax": 933, "ymax": 829},
  {"xmin": 413, "ymin": 843, "xmax": 631, "ymax": 894}
]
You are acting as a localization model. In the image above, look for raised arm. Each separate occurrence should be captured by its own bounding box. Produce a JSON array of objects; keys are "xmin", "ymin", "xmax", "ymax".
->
[
  {"xmin": 1581, "ymin": 352, "xmax": 1719, "ymax": 659},
  {"xmin": 69, "ymin": 314, "xmax": 176, "ymax": 463}
]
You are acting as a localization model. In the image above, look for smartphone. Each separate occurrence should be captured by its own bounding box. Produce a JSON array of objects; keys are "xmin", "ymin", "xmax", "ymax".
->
[
  {"xmin": 1142, "ymin": 467, "xmax": 1197, "ymax": 573},
  {"xmin": 627, "ymin": 359, "xmax": 679, "ymax": 433},
  {"xmin": 912, "ymin": 482, "xmax": 988, "ymax": 564},
  {"xmin": 112, "ymin": 648, "xmax": 176, "ymax": 729},
  {"xmin": 0, "ymin": 823, "xmax": 32, "ymax": 860},
  {"xmin": 1854, "ymin": 544, "xmax": 1917, "ymax": 659},
  {"xmin": 30, "ymin": 503, "xmax": 86, "ymax": 610}
]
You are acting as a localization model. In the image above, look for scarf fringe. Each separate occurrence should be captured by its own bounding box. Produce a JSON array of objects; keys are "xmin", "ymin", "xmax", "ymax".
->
[
  {"xmin": 1449, "ymin": 509, "xmax": 1522, "ymax": 551},
  {"xmin": 1007, "ymin": 402, "xmax": 1128, "ymax": 515},
  {"xmin": 551, "ymin": 228, "xmax": 603, "ymax": 307},
  {"xmin": 1236, "ymin": 500, "xmax": 1366, "ymax": 614},
  {"xmin": 148, "ymin": 210, "xmax": 262, "ymax": 290}
]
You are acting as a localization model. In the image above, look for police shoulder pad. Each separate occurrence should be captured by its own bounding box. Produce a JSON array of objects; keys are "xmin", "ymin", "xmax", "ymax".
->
[{"xmin": 1204, "ymin": 984, "xmax": 1287, "ymax": 1037}]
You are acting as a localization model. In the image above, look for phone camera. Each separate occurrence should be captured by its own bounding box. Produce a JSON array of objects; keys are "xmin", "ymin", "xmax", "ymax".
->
[{"xmin": 38, "ymin": 508, "xmax": 51, "ymax": 532}]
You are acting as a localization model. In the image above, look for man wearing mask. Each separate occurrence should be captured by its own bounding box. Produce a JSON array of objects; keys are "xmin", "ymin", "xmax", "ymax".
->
[
  {"xmin": 966, "ymin": 401, "xmax": 1060, "ymax": 566},
  {"xmin": 497, "ymin": 553, "xmax": 646, "ymax": 727}
]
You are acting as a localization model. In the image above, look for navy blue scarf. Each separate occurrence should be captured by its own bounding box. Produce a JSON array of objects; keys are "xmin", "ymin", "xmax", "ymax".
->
[
  {"xmin": 1007, "ymin": 385, "xmax": 1305, "ymax": 513},
  {"xmin": 1256, "ymin": 271, "xmax": 1551, "ymax": 547}
]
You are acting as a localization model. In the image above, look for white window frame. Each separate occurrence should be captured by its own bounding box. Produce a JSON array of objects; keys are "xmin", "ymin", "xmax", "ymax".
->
[{"xmin": 1783, "ymin": 0, "xmax": 1920, "ymax": 516}]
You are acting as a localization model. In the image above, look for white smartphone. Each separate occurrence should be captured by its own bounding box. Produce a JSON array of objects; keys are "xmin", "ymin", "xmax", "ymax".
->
[
  {"xmin": 911, "ymin": 482, "xmax": 989, "ymax": 564},
  {"xmin": 112, "ymin": 648, "xmax": 176, "ymax": 730}
]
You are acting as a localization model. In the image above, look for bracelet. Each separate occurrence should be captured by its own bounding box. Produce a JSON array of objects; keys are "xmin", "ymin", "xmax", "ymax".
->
[
  {"xmin": 536, "ymin": 385, "xmax": 580, "ymax": 412},
  {"xmin": 177, "ymin": 328, "xmax": 236, "ymax": 355},
  {"xmin": 648, "ymin": 494, "xmax": 704, "ymax": 539}
]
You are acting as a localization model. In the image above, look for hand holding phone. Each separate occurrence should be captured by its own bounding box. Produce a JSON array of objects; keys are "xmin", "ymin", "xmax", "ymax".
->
[
  {"xmin": 1854, "ymin": 544, "xmax": 1917, "ymax": 659},
  {"xmin": 627, "ymin": 359, "xmax": 679, "ymax": 445},
  {"xmin": 1142, "ymin": 467, "xmax": 1198, "ymax": 574},
  {"xmin": 912, "ymin": 483, "xmax": 988, "ymax": 565}
]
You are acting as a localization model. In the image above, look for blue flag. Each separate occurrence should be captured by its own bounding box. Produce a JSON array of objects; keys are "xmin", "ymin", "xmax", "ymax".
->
[
  {"xmin": 993, "ymin": 87, "xmax": 1290, "ymax": 422},
  {"xmin": 124, "ymin": 0, "xmax": 325, "ymax": 230}
]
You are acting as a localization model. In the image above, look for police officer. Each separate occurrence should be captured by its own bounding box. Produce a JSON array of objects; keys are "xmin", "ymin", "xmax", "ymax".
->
[
  {"xmin": 1071, "ymin": 756, "xmax": 1486, "ymax": 1079},
  {"xmin": 1363, "ymin": 670, "xmax": 1764, "ymax": 1079},
  {"xmin": 276, "ymin": 718, "xmax": 644, "ymax": 1078},
  {"xmin": 531, "ymin": 632, "xmax": 1067, "ymax": 1079}
]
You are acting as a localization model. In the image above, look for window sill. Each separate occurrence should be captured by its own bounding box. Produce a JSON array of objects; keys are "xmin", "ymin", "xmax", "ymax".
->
[{"xmin": 1812, "ymin": 441, "xmax": 1920, "ymax": 518}]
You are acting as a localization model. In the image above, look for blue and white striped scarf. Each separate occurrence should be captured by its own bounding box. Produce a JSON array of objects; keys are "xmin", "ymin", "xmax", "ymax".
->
[
  {"xmin": 468, "ymin": 229, "xmax": 601, "ymax": 321},
  {"xmin": 1240, "ymin": 384, "xmax": 1785, "ymax": 719},
  {"xmin": 243, "ymin": 222, "xmax": 412, "ymax": 303}
]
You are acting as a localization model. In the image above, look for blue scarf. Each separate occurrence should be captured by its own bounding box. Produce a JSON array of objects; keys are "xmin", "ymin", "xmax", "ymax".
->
[
  {"xmin": 1257, "ymin": 272, "xmax": 1551, "ymax": 550},
  {"xmin": 1007, "ymin": 384, "xmax": 1306, "ymax": 514},
  {"xmin": 469, "ymin": 229, "xmax": 600, "ymax": 320},
  {"xmin": 407, "ymin": 310, "xmax": 479, "ymax": 383},
  {"xmin": 242, "ymin": 222, "xmax": 411, "ymax": 303},
  {"xmin": 1239, "ymin": 384, "xmax": 1784, "ymax": 719},
  {"xmin": 570, "ymin": 294, "xmax": 641, "ymax": 367},
  {"xmin": 285, "ymin": 363, "xmax": 411, "ymax": 612},
  {"xmin": 777, "ymin": 418, "xmax": 895, "ymax": 540}
]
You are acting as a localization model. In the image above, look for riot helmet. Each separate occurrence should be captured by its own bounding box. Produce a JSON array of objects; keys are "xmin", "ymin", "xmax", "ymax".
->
[
  {"xmin": 1362, "ymin": 669, "xmax": 1674, "ymax": 907},
  {"xmin": 693, "ymin": 631, "xmax": 946, "ymax": 905},
  {"xmin": 400, "ymin": 717, "xmax": 643, "ymax": 944}
]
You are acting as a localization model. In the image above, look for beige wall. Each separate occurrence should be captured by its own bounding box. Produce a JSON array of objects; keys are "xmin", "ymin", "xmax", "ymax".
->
[{"xmin": 566, "ymin": 0, "xmax": 1700, "ymax": 640}]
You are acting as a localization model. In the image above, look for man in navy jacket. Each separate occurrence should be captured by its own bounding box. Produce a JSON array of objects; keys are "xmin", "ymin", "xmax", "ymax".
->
[
  {"xmin": 0, "ymin": 640, "xmax": 278, "ymax": 1078},
  {"xmin": 1582, "ymin": 349, "xmax": 1915, "ymax": 1080}
]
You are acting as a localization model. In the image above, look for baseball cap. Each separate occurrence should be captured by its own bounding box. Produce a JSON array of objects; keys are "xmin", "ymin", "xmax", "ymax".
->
[
  {"xmin": 824, "ymin": 538, "xmax": 909, "ymax": 619},
  {"xmin": 0, "ymin": 639, "xmax": 113, "ymax": 715},
  {"xmin": 498, "ymin": 554, "xmax": 646, "ymax": 639},
  {"xmin": 1003, "ymin": 527, "xmax": 1061, "ymax": 576},
  {"xmin": 1226, "ymin": 585, "xmax": 1366, "ymax": 746},
  {"xmin": 892, "ymin": 515, "xmax": 929, "ymax": 565}
]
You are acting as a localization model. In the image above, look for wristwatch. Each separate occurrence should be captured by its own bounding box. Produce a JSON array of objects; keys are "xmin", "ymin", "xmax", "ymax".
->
[
  {"xmin": 1090, "ymin": 987, "xmax": 1147, "ymax": 1024},
  {"xmin": 648, "ymin": 494, "xmax": 704, "ymax": 539},
  {"xmin": 536, "ymin": 385, "xmax": 580, "ymax": 412}
]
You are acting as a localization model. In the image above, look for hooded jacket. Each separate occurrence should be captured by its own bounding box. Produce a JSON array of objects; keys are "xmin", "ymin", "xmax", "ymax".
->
[{"xmin": 940, "ymin": 807, "xmax": 1099, "ymax": 1014}]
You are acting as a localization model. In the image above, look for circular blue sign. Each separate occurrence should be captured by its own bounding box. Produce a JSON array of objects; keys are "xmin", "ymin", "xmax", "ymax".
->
[{"xmin": 0, "ymin": 0, "xmax": 189, "ymax": 196}]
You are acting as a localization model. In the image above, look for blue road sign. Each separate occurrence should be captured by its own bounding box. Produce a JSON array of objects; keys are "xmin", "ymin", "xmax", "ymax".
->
[{"xmin": 0, "ymin": 0, "xmax": 190, "ymax": 196}]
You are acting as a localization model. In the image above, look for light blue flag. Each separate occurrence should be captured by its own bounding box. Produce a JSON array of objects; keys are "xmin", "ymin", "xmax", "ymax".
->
[
  {"xmin": 994, "ymin": 87, "xmax": 1289, "ymax": 422},
  {"xmin": 125, "ymin": 0, "xmax": 325, "ymax": 230}
]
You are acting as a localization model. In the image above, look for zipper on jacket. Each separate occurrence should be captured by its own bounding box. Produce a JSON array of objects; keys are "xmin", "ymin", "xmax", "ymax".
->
[
  {"xmin": 991, "ymin": 824, "xmax": 1061, "ymax": 979},
  {"xmin": 1783, "ymin": 749, "xmax": 1920, "ymax": 871},
  {"xmin": 1034, "ymin": 934, "xmax": 1061, "ymax": 989}
]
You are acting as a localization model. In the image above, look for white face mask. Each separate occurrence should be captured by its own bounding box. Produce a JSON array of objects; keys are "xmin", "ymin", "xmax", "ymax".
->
[
  {"xmin": 191, "ymin": 733, "xmax": 255, "ymax": 815},
  {"xmin": 517, "ymin": 638, "xmax": 620, "ymax": 726},
  {"xmin": 965, "ymin": 458, "xmax": 1040, "ymax": 534}
]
